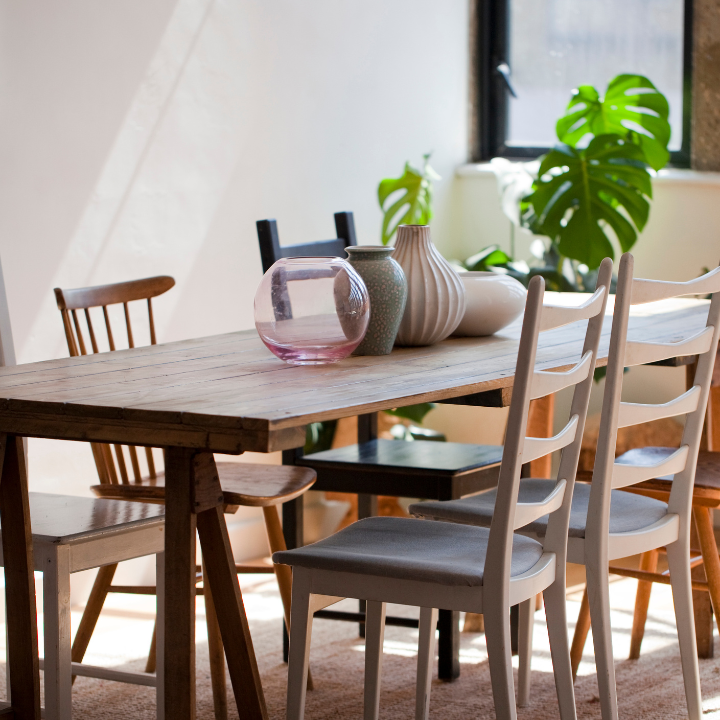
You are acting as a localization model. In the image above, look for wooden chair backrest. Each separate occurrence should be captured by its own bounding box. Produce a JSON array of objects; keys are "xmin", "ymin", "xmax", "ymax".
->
[
  {"xmin": 587, "ymin": 255, "xmax": 720, "ymax": 544},
  {"xmin": 486, "ymin": 258, "xmax": 613, "ymax": 593},
  {"xmin": 256, "ymin": 211, "xmax": 357, "ymax": 273},
  {"xmin": 54, "ymin": 276, "xmax": 175, "ymax": 486}
]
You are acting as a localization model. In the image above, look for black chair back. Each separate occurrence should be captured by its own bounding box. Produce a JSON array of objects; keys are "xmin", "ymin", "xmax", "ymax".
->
[{"xmin": 256, "ymin": 212, "xmax": 357, "ymax": 273}]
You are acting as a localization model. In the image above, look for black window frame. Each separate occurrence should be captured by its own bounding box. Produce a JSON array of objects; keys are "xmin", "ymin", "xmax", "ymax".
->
[{"xmin": 476, "ymin": 0, "xmax": 694, "ymax": 167}]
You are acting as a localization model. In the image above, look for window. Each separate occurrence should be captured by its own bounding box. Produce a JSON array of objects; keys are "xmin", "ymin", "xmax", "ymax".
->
[{"xmin": 478, "ymin": 0, "xmax": 693, "ymax": 165}]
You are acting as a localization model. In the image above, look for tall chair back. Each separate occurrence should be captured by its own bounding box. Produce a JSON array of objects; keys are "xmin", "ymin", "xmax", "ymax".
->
[
  {"xmin": 54, "ymin": 276, "xmax": 175, "ymax": 487},
  {"xmin": 256, "ymin": 211, "xmax": 357, "ymax": 272},
  {"xmin": 588, "ymin": 256, "xmax": 720, "ymax": 560},
  {"xmin": 486, "ymin": 258, "xmax": 612, "ymax": 609}
]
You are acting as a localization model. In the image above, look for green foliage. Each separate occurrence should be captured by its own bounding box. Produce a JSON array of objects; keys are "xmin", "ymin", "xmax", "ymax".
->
[
  {"xmin": 521, "ymin": 135, "xmax": 652, "ymax": 268},
  {"xmin": 556, "ymin": 75, "xmax": 671, "ymax": 171},
  {"xmin": 385, "ymin": 403, "xmax": 436, "ymax": 424},
  {"xmin": 464, "ymin": 245, "xmax": 513, "ymax": 272},
  {"xmin": 304, "ymin": 420, "xmax": 337, "ymax": 454},
  {"xmin": 378, "ymin": 154, "xmax": 440, "ymax": 245}
]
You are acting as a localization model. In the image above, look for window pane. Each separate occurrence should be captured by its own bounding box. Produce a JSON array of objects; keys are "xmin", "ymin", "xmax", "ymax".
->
[{"xmin": 507, "ymin": 0, "xmax": 685, "ymax": 150}]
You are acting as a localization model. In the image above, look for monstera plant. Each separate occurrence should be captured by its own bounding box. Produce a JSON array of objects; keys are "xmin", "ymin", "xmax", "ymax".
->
[
  {"xmin": 520, "ymin": 74, "xmax": 671, "ymax": 270},
  {"xmin": 378, "ymin": 153, "xmax": 439, "ymax": 245}
]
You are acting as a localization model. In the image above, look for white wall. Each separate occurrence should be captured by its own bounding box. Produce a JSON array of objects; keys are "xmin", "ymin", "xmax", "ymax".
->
[{"xmin": 0, "ymin": 0, "xmax": 471, "ymax": 498}]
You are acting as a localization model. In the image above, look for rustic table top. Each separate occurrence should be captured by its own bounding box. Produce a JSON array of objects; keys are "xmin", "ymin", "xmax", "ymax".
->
[{"xmin": 0, "ymin": 295, "xmax": 708, "ymax": 453}]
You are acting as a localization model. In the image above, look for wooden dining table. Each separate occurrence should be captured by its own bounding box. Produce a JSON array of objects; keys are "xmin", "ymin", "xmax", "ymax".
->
[{"xmin": 0, "ymin": 293, "xmax": 710, "ymax": 719}]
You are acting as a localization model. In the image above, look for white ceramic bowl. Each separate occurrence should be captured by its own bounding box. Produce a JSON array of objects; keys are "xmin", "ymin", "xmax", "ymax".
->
[{"xmin": 452, "ymin": 272, "xmax": 527, "ymax": 336}]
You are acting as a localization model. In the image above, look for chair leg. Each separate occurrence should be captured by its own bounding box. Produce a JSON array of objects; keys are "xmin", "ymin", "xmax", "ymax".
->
[
  {"xmin": 629, "ymin": 549, "xmax": 659, "ymax": 659},
  {"xmin": 570, "ymin": 586, "xmax": 590, "ymax": 682},
  {"xmin": 287, "ymin": 571, "xmax": 314, "ymax": 720},
  {"xmin": 693, "ymin": 506, "xmax": 720, "ymax": 619},
  {"xmin": 145, "ymin": 623, "xmax": 157, "ymax": 673},
  {"xmin": 70, "ymin": 562, "xmax": 117, "ymax": 681},
  {"xmin": 585, "ymin": 564, "xmax": 618, "ymax": 720},
  {"xmin": 517, "ymin": 598, "xmax": 534, "ymax": 708},
  {"xmin": 203, "ymin": 559, "xmax": 228, "ymax": 720},
  {"xmin": 483, "ymin": 596, "xmax": 516, "ymax": 720},
  {"xmin": 416, "ymin": 607, "xmax": 438, "ymax": 720},
  {"xmin": 666, "ymin": 538, "xmax": 702, "ymax": 720},
  {"xmin": 363, "ymin": 601, "xmax": 386, "ymax": 720},
  {"xmin": 544, "ymin": 580, "xmax": 576, "ymax": 720},
  {"xmin": 263, "ymin": 505, "xmax": 314, "ymax": 690},
  {"xmin": 43, "ymin": 545, "xmax": 73, "ymax": 720}
]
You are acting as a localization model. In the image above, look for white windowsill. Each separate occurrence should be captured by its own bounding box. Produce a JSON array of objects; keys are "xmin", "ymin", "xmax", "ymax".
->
[{"xmin": 456, "ymin": 162, "xmax": 720, "ymax": 186}]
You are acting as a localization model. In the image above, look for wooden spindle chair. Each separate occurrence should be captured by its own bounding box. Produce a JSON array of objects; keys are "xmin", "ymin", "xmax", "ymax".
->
[{"xmin": 55, "ymin": 276, "xmax": 317, "ymax": 717}]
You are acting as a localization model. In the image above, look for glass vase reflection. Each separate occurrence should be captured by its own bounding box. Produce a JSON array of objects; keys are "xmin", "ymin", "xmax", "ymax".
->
[{"xmin": 254, "ymin": 257, "xmax": 370, "ymax": 365}]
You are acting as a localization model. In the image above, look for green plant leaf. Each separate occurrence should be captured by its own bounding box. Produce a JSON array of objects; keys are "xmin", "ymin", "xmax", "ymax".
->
[
  {"xmin": 464, "ymin": 245, "xmax": 513, "ymax": 271},
  {"xmin": 378, "ymin": 154, "xmax": 439, "ymax": 245},
  {"xmin": 556, "ymin": 74, "xmax": 671, "ymax": 170},
  {"xmin": 521, "ymin": 134, "xmax": 652, "ymax": 268},
  {"xmin": 385, "ymin": 403, "xmax": 436, "ymax": 424}
]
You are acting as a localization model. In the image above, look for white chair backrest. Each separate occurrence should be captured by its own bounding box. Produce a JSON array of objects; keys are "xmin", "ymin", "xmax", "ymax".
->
[
  {"xmin": 587, "ymin": 255, "xmax": 720, "ymax": 542},
  {"xmin": 485, "ymin": 257, "xmax": 613, "ymax": 591}
]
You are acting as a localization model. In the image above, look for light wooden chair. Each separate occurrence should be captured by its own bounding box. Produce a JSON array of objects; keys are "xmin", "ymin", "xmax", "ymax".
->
[
  {"xmin": 274, "ymin": 264, "xmax": 610, "ymax": 720},
  {"xmin": 54, "ymin": 276, "xmax": 317, "ymax": 717},
  {"xmin": 414, "ymin": 255, "xmax": 720, "ymax": 720}
]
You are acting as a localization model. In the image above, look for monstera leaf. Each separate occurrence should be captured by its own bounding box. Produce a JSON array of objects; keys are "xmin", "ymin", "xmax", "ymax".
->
[
  {"xmin": 378, "ymin": 154, "xmax": 440, "ymax": 245},
  {"xmin": 556, "ymin": 74, "xmax": 671, "ymax": 171},
  {"xmin": 521, "ymin": 134, "xmax": 652, "ymax": 268}
]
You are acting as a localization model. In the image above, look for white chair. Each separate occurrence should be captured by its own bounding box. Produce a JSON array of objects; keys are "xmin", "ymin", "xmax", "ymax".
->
[
  {"xmin": 1, "ymin": 494, "xmax": 165, "ymax": 720},
  {"xmin": 274, "ymin": 259, "xmax": 611, "ymax": 720},
  {"xmin": 412, "ymin": 254, "xmax": 720, "ymax": 720}
]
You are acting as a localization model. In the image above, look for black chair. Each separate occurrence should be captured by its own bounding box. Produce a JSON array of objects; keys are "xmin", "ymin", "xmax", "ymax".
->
[{"xmin": 257, "ymin": 211, "xmax": 504, "ymax": 680}]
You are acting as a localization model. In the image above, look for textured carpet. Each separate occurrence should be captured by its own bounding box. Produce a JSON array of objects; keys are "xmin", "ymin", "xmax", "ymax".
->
[{"xmin": 3, "ymin": 573, "xmax": 720, "ymax": 719}]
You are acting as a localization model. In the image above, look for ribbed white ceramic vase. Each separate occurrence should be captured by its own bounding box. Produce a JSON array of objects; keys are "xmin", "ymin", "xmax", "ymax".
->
[{"xmin": 392, "ymin": 225, "xmax": 466, "ymax": 346}]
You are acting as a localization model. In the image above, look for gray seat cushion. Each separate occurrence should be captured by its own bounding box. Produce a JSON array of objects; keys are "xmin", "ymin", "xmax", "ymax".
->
[
  {"xmin": 273, "ymin": 516, "xmax": 543, "ymax": 587},
  {"xmin": 409, "ymin": 480, "xmax": 669, "ymax": 538}
]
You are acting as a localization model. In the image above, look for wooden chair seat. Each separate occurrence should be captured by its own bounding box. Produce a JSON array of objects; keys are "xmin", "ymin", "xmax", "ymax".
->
[{"xmin": 91, "ymin": 461, "xmax": 316, "ymax": 509}]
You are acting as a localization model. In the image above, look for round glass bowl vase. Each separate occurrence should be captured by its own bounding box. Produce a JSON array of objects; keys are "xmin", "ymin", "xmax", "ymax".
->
[{"xmin": 254, "ymin": 257, "xmax": 370, "ymax": 365}]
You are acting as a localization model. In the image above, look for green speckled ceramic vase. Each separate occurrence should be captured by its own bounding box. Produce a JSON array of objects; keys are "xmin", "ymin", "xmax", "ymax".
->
[{"xmin": 346, "ymin": 246, "xmax": 407, "ymax": 355}]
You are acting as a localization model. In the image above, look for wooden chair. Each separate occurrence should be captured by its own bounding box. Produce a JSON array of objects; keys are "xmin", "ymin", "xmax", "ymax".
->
[
  {"xmin": 257, "ymin": 212, "xmax": 512, "ymax": 679},
  {"xmin": 274, "ymin": 269, "xmax": 609, "ymax": 720},
  {"xmin": 54, "ymin": 276, "xmax": 317, "ymax": 717},
  {"xmin": 574, "ymin": 355, "xmax": 720, "ymax": 662}
]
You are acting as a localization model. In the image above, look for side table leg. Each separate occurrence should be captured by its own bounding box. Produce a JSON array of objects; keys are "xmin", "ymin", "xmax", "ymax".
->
[
  {"xmin": 437, "ymin": 610, "xmax": 460, "ymax": 680},
  {"xmin": 0, "ymin": 434, "xmax": 40, "ymax": 718},
  {"xmin": 164, "ymin": 448, "xmax": 198, "ymax": 719}
]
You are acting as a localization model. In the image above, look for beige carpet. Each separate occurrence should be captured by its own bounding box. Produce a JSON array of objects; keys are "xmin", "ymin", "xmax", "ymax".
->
[{"xmin": 3, "ymin": 573, "xmax": 720, "ymax": 719}]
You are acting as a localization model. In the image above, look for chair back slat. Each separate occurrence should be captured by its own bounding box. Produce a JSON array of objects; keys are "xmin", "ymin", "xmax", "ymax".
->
[
  {"xmin": 103, "ymin": 306, "xmax": 116, "ymax": 351},
  {"xmin": 71, "ymin": 310, "xmax": 87, "ymax": 355},
  {"xmin": 123, "ymin": 302, "xmax": 135, "ymax": 348},
  {"xmin": 617, "ymin": 386, "xmax": 701, "ymax": 429},
  {"xmin": 586, "ymin": 257, "xmax": 720, "ymax": 551},
  {"xmin": 54, "ymin": 276, "xmax": 175, "ymax": 488},
  {"xmin": 256, "ymin": 212, "xmax": 358, "ymax": 273},
  {"xmin": 513, "ymin": 479, "xmax": 567, "ymax": 530},
  {"xmin": 530, "ymin": 351, "xmax": 593, "ymax": 399},
  {"xmin": 538, "ymin": 286, "xmax": 606, "ymax": 332},
  {"xmin": 84, "ymin": 309, "xmax": 99, "ymax": 353},
  {"xmin": 631, "ymin": 265, "xmax": 720, "ymax": 305},
  {"xmin": 484, "ymin": 257, "xmax": 612, "ymax": 600},
  {"xmin": 624, "ymin": 326, "xmax": 714, "ymax": 367},
  {"xmin": 611, "ymin": 445, "xmax": 689, "ymax": 490},
  {"xmin": 521, "ymin": 415, "xmax": 579, "ymax": 465}
]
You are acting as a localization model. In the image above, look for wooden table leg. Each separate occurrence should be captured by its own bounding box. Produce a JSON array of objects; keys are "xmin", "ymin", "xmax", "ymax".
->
[
  {"xmin": 0, "ymin": 434, "xmax": 41, "ymax": 719},
  {"xmin": 198, "ymin": 506, "xmax": 268, "ymax": 720},
  {"xmin": 164, "ymin": 448, "xmax": 198, "ymax": 719}
]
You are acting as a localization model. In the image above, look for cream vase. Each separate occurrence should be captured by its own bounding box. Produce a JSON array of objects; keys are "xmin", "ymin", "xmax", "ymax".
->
[{"xmin": 392, "ymin": 225, "xmax": 466, "ymax": 346}]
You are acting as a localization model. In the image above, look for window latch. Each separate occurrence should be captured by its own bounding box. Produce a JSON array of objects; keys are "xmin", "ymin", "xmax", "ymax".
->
[{"xmin": 496, "ymin": 63, "xmax": 518, "ymax": 98}]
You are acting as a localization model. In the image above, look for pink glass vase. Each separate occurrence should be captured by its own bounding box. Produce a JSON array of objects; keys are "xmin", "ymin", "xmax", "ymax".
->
[{"xmin": 254, "ymin": 257, "xmax": 370, "ymax": 365}]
